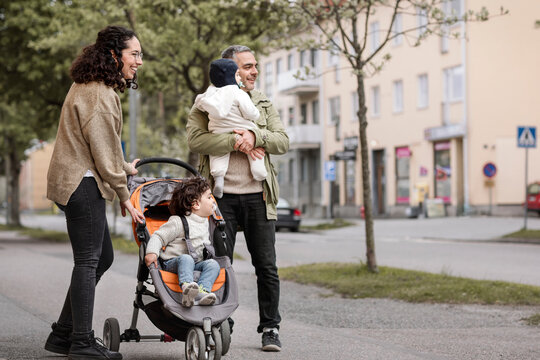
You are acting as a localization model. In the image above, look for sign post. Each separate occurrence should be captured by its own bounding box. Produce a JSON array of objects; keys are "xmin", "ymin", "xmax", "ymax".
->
[
  {"xmin": 517, "ymin": 126, "xmax": 537, "ymax": 229},
  {"xmin": 483, "ymin": 162, "xmax": 497, "ymax": 216}
]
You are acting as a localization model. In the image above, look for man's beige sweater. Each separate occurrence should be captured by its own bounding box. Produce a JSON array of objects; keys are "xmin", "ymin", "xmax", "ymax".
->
[{"xmin": 47, "ymin": 81, "xmax": 131, "ymax": 205}]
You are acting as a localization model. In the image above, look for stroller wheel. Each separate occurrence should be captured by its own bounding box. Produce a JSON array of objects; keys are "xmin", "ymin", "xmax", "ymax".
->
[
  {"xmin": 185, "ymin": 327, "xmax": 206, "ymax": 360},
  {"xmin": 220, "ymin": 319, "xmax": 231, "ymax": 355},
  {"xmin": 185, "ymin": 326, "xmax": 222, "ymax": 360},
  {"xmin": 103, "ymin": 318, "xmax": 121, "ymax": 352}
]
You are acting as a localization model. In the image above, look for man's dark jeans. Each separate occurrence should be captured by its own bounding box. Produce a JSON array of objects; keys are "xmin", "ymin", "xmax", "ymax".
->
[
  {"xmin": 217, "ymin": 192, "xmax": 281, "ymax": 333},
  {"xmin": 55, "ymin": 178, "xmax": 114, "ymax": 335}
]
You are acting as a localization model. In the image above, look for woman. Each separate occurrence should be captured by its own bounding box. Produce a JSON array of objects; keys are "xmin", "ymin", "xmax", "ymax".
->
[{"xmin": 44, "ymin": 25, "xmax": 145, "ymax": 360}]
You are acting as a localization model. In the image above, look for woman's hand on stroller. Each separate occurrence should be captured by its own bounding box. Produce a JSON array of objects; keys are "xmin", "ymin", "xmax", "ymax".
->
[
  {"xmin": 126, "ymin": 158, "xmax": 140, "ymax": 175},
  {"xmin": 145, "ymin": 253, "xmax": 158, "ymax": 268},
  {"xmin": 121, "ymin": 199, "xmax": 145, "ymax": 223}
]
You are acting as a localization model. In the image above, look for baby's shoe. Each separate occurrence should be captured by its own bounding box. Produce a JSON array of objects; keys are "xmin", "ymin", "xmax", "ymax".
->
[
  {"xmin": 197, "ymin": 288, "xmax": 217, "ymax": 306},
  {"xmin": 213, "ymin": 176, "xmax": 224, "ymax": 199},
  {"xmin": 181, "ymin": 282, "xmax": 199, "ymax": 307}
]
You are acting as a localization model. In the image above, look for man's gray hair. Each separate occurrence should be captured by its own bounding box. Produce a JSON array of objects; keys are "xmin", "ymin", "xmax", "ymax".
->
[{"xmin": 221, "ymin": 45, "xmax": 253, "ymax": 60}]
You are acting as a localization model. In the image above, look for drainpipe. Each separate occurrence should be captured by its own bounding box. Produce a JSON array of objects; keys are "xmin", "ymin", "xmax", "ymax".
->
[{"xmin": 461, "ymin": 1, "xmax": 470, "ymax": 215}]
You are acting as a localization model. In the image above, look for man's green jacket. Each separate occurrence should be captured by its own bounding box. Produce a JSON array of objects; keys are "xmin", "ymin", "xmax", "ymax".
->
[{"xmin": 187, "ymin": 89, "xmax": 289, "ymax": 220}]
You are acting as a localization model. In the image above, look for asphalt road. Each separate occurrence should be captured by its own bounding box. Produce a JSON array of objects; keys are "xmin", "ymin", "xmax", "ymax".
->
[{"xmin": 1, "ymin": 214, "xmax": 540, "ymax": 359}]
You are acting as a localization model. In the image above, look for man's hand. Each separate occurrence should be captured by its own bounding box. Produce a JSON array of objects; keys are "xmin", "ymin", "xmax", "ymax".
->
[
  {"xmin": 120, "ymin": 199, "xmax": 145, "ymax": 223},
  {"xmin": 233, "ymin": 129, "xmax": 255, "ymax": 153},
  {"xmin": 145, "ymin": 253, "xmax": 158, "ymax": 268},
  {"xmin": 249, "ymin": 147, "xmax": 265, "ymax": 160}
]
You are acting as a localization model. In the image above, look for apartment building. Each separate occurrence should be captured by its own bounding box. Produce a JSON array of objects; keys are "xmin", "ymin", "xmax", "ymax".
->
[{"xmin": 260, "ymin": 0, "xmax": 540, "ymax": 218}]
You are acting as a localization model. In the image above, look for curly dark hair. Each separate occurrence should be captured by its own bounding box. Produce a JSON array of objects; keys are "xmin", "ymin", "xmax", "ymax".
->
[
  {"xmin": 169, "ymin": 177, "xmax": 211, "ymax": 217},
  {"xmin": 70, "ymin": 25, "xmax": 138, "ymax": 92}
]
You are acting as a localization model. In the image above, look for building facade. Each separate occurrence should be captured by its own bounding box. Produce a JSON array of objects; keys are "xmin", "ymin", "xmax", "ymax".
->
[{"xmin": 260, "ymin": 0, "xmax": 540, "ymax": 218}]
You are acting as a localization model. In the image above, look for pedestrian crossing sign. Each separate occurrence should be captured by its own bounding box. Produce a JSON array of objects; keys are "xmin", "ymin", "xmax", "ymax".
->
[{"xmin": 517, "ymin": 126, "xmax": 537, "ymax": 148}]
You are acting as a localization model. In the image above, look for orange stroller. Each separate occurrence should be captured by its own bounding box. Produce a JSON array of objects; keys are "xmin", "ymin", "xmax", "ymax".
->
[{"xmin": 102, "ymin": 157, "xmax": 238, "ymax": 360}]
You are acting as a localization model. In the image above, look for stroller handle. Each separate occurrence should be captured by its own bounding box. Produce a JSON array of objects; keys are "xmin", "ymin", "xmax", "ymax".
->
[{"xmin": 134, "ymin": 157, "xmax": 200, "ymax": 177}]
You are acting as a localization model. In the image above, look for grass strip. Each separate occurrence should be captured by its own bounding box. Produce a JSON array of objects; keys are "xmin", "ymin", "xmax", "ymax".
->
[
  {"xmin": 279, "ymin": 262, "xmax": 540, "ymax": 305},
  {"xmin": 503, "ymin": 229, "xmax": 540, "ymax": 240},
  {"xmin": 301, "ymin": 218, "xmax": 355, "ymax": 231}
]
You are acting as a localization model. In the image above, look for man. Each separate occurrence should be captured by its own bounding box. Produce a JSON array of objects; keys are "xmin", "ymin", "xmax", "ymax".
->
[{"xmin": 186, "ymin": 45, "xmax": 288, "ymax": 352}]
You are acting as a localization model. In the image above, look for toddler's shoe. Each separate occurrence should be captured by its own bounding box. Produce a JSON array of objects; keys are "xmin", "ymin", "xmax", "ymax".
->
[
  {"xmin": 197, "ymin": 289, "xmax": 217, "ymax": 306},
  {"xmin": 181, "ymin": 282, "xmax": 199, "ymax": 307}
]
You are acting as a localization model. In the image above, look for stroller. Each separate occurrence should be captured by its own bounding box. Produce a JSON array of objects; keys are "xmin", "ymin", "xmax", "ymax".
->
[{"xmin": 102, "ymin": 157, "xmax": 238, "ymax": 360}]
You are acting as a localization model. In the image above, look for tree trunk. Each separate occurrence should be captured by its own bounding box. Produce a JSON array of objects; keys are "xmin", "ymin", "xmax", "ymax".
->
[
  {"xmin": 6, "ymin": 139, "xmax": 21, "ymax": 227},
  {"xmin": 356, "ymin": 74, "xmax": 378, "ymax": 273}
]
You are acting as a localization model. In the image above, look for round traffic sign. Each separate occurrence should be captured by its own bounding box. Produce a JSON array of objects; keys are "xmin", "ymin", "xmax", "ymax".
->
[{"xmin": 483, "ymin": 162, "xmax": 497, "ymax": 178}]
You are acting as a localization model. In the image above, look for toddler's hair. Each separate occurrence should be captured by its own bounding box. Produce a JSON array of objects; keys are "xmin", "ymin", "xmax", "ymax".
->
[{"xmin": 169, "ymin": 177, "xmax": 211, "ymax": 217}]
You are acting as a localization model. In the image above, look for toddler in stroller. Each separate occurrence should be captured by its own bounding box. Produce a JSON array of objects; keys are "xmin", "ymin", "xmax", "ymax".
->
[
  {"xmin": 144, "ymin": 177, "xmax": 220, "ymax": 307},
  {"xmin": 101, "ymin": 158, "xmax": 238, "ymax": 360}
]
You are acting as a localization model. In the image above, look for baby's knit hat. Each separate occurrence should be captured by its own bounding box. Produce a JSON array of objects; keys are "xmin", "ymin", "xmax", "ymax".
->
[{"xmin": 210, "ymin": 58, "xmax": 238, "ymax": 88}]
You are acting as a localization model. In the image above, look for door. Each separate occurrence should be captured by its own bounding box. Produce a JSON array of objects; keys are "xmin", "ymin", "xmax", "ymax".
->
[{"xmin": 372, "ymin": 150, "xmax": 386, "ymax": 215}]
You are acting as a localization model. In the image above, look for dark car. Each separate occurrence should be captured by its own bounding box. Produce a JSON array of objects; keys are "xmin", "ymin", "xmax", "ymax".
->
[
  {"xmin": 275, "ymin": 198, "xmax": 301, "ymax": 232},
  {"xmin": 527, "ymin": 182, "xmax": 540, "ymax": 216}
]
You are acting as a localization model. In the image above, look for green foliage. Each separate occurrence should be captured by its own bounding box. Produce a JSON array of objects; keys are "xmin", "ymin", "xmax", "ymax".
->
[{"xmin": 280, "ymin": 262, "xmax": 540, "ymax": 305}]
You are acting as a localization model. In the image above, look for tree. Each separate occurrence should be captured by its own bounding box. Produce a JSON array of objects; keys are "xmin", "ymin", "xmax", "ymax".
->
[
  {"xmin": 0, "ymin": 1, "xmax": 75, "ymax": 225},
  {"xmin": 133, "ymin": 0, "xmax": 296, "ymax": 166},
  {"xmin": 1, "ymin": 0, "xmax": 297, "ymax": 224},
  {"xmin": 291, "ymin": 0, "xmax": 507, "ymax": 272}
]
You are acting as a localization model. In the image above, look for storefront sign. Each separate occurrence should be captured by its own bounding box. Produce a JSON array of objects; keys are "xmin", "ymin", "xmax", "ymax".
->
[
  {"xmin": 344, "ymin": 136, "xmax": 359, "ymax": 150},
  {"xmin": 334, "ymin": 150, "xmax": 356, "ymax": 160},
  {"xmin": 424, "ymin": 124, "xmax": 465, "ymax": 141}
]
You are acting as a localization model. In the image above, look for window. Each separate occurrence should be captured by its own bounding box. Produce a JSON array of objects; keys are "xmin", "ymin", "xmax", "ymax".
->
[
  {"xmin": 276, "ymin": 58, "xmax": 282, "ymax": 84},
  {"xmin": 371, "ymin": 86, "xmax": 380, "ymax": 116},
  {"xmin": 288, "ymin": 107, "xmax": 294, "ymax": 126},
  {"xmin": 444, "ymin": 0, "xmax": 462, "ymax": 17},
  {"xmin": 417, "ymin": 7, "xmax": 428, "ymax": 37},
  {"xmin": 312, "ymin": 100, "xmax": 319, "ymax": 124},
  {"xmin": 288, "ymin": 159, "xmax": 295, "ymax": 183},
  {"xmin": 443, "ymin": 65, "xmax": 463, "ymax": 102},
  {"xmin": 396, "ymin": 147, "xmax": 411, "ymax": 204},
  {"xmin": 287, "ymin": 53, "xmax": 294, "ymax": 70},
  {"xmin": 392, "ymin": 13, "xmax": 403, "ymax": 46},
  {"xmin": 300, "ymin": 103, "xmax": 307, "ymax": 124},
  {"xmin": 300, "ymin": 50, "xmax": 307, "ymax": 67},
  {"xmin": 345, "ymin": 160, "xmax": 356, "ymax": 205},
  {"xmin": 370, "ymin": 21, "xmax": 380, "ymax": 53},
  {"xmin": 393, "ymin": 80, "xmax": 403, "ymax": 113},
  {"xmin": 417, "ymin": 74, "xmax": 429, "ymax": 109},
  {"xmin": 329, "ymin": 96, "xmax": 341, "ymax": 141},
  {"xmin": 328, "ymin": 38, "xmax": 340, "ymax": 83},
  {"xmin": 351, "ymin": 91, "xmax": 359, "ymax": 121},
  {"xmin": 434, "ymin": 141, "xmax": 451, "ymax": 203},
  {"xmin": 310, "ymin": 49, "xmax": 318, "ymax": 68},
  {"xmin": 301, "ymin": 157, "xmax": 308, "ymax": 182},
  {"xmin": 264, "ymin": 62, "xmax": 273, "ymax": 98},
  {"xmin": 277, "ymin": 109, "xmax": 283, "ymax": 122}
]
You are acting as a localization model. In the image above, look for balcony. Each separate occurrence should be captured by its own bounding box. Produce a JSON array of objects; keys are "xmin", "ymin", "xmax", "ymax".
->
[
  {"xmin": 277, "ymin": 67, "xmax": 320, "ymax": 95},
  {"xmin": 286, "ymin": 124, "xmax": 322, "ymax": 149}
]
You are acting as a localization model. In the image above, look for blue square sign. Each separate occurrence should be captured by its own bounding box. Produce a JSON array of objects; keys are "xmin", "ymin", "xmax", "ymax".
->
[{"xmin": 517, "ymin": 126, "xmax": 537, "ymax": 148}]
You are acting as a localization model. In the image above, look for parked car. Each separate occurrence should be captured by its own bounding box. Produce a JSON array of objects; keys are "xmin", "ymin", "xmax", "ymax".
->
[
  {"xmin": 527, "ymin": 182, "xmax": 540, "ymax": 216},
  {"xmin": 275, "ymin": 198, "xmax": 301, "ymax": 232}
]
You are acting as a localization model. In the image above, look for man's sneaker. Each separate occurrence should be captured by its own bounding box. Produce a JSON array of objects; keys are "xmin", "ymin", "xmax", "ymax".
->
[
  {"xmin": 261, "ymin": 329, "xmax": 281, "ymax": 352},
  {"xmin": 181, "ymin": 282, "xmax": 199, "ymax": 307}
]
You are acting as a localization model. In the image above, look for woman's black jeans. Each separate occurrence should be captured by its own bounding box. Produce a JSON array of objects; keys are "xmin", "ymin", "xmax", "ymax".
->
[{"xmin": 55, "ymin": 178, "xmax": 114, "ymax": 336}]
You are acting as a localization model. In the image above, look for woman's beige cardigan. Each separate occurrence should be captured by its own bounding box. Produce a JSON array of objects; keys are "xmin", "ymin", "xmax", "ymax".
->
[{"xmin": 47, "ymin": 81, "xmax": 132, "ymax": 205}]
